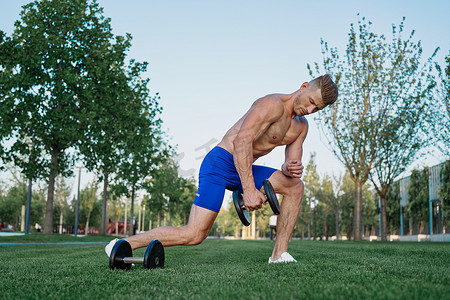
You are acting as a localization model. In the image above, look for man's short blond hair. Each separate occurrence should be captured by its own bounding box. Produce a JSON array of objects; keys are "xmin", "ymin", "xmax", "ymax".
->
[{"xmin": 309, "ymin": 74, "xmax": 338, "ymax": 106}]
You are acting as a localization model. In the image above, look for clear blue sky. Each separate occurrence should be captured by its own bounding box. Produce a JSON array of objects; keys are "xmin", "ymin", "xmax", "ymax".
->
[{"xmin": 1, "ymin": 0, "xmax": 449, "ymax": 191}]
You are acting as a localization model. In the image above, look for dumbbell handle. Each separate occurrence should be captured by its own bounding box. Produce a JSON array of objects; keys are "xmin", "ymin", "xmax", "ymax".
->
[
  {"xmin": 239, "ymin": 197, "xmax": 267, "ymax": 210},
  {"xmin": 122, "ymin": 257, "xmax": 144, "ymax": 264}
]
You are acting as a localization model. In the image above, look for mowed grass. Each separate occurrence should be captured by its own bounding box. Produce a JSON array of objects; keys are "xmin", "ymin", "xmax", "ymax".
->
[{"xmin": 0, "ymin": 235, "xmax": 449, "ymax": 300}]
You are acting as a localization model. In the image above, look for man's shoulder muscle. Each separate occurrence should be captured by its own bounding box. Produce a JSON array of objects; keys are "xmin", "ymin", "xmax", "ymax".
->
[
  {"xmin": 250, "ymin": 95, "xmax": 284, "ymax": 118},
  {"xmin": 291, "ymin": 116, "xmax": 309, "ymax": 141}
]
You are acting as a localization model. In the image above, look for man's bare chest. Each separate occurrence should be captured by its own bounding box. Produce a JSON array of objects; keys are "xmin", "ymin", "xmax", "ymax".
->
[{"xmin": 257, "ymin": 118, "xmax": 302, "ymax": 146}]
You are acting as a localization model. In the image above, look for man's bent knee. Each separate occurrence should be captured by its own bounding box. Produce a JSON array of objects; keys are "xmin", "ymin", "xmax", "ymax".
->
[
  {"xmin": 184, "ymin": 228, "xmax": 209, "ymax": 246},
  {"xmin": 280, "ymin": 176, "xmax": 304, "ymax": 197},
  {"xmin": 182, "ymin": 205, "xmax": 217, "ymax": 245},
  {"xmin": 290, "ymin": 178, "xmax": 304, "ymax": 195}
]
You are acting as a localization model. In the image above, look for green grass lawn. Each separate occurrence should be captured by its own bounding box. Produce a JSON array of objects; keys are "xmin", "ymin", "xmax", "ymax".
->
[{"xmin": 1, "ymin": 234, "xmax": 449, "ymax": 299}]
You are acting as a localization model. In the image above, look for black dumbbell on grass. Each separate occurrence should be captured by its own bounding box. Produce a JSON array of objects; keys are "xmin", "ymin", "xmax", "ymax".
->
[
  {"xmin": 233, "ymin": 179, "xmax": 280, "ymax": 226},
  {"xmin": 109, "ymin": 239, "xmax": 165, "ymax": 270}
]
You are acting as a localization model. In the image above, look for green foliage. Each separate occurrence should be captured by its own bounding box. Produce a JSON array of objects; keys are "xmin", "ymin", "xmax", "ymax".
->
[
  {"xmin": 300, "ymin": 152, "xmax": 320, "ymax": 238},
  {"xmin": 107, "ymin": 186, "xmax": 124, "ymax": 223},
  {"xmin": 144, "ymin": 156, "xmax": 196, "ymax": 227},
  {"xmin": 0, "ymin": 0, "xmax": 122, "ymax": 179},
  {"xmin": 315, "ymin": 174, "xmax": 336, "ymax": 238},
  {"xmin": 362, "ymin": 185, "xmax": 378, "ymax": 231},
  {"xmin": 80, "ymin": 181, "xmax": 98, "ymax": 232},
  {"xmin": 432, "ymin": 52, "xmax": 450, "ymax": 157},
  {"xmin": 408, "ymin": 167, "xmax": 429, "ymax": 232},
  {"xmin": 439, "ymin": 161, "xmax": 450, "ymax": 228},
  {"xmin": 337, "ymin": 171, "xmax": 378, "ymax": 239},
  {"xmin": 337, "ymin": 172, "xmax": 355, "ymax": 239},
  {"xmin": 68, "ymin": 185, "xmax": 102, "ymax": 231},
  {"xmin": 0, "ymin": 173, "xmax": 46, "ymax": 229},
  {"xmin": 386, "ymin": 181, "xmax": 400, "ymax": 234},
  {"xmin": 0, "ymin": 0, "xmax": 137, "ymax": 233},
  {"xmin": 0, "ymin": 0, "xmax": 166, "ymax": 233},
  {"xmin": 215, "ymin": 198, "xmax": 242, "ymax": 237},
  {"xmin": 112, "ymin": 61, "xmax": 166, "ymax": 234},
  {"xmin": 53, "ymin": 175, "xmax": 72, "ymax": 224},
  {"xmin": 0, "ymin": 181, "xmax": 26, "ymax": 225},
  {"xmin": 308, "ymin": 15, "xmax": 437, "ymax": 240}
]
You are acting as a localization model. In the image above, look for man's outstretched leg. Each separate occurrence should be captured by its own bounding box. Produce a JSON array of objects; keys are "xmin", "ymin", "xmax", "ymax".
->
[
  {"xmin": 106, "ymin": 204, "xmax": 217, "ymax": 256},
  {"xmin": 265, "ymin": 171, "xmax": 304, "ymax": 263}
]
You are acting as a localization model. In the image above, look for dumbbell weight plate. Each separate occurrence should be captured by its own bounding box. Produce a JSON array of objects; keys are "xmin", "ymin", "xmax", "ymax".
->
[
  {"xmin": 144, "ymin": 240, "xmax": 165, "ymax": 269},
  {"xmin": 109, "ymin": 239, "xmax": 132, "ymax": 270},
  {"xmin": 264, "ymin": 179, "xmax": 280, "ymax": 215},
  {"xmin": 233, "ymin": 191, "xmax": 251, "ymax": 226}
]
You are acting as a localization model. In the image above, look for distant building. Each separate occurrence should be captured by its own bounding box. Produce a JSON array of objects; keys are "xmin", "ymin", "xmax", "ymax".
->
[{"xmin": 384, "ymin": 161, "xmax": 448, "ymax": 236}]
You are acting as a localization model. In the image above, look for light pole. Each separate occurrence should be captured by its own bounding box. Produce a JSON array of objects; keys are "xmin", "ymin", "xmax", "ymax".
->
[
  {"xmin": 74, "ymin": 166, "xmax": 82, "ymax": 236},
  {"xmin": 25, "ymin": 139, "xmax": 34, "ymax": 234}
]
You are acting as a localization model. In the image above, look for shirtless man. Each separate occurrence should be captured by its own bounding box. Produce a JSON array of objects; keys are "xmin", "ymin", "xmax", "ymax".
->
[{"xmin": 106, "ymin": 74, "xmax": 338, "ymax": 263}]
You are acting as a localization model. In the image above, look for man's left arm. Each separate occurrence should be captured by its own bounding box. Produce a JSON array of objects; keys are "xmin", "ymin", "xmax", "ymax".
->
[{"xmin": 281, "ymin": 118, "xmax": 308, "ymax": 178}]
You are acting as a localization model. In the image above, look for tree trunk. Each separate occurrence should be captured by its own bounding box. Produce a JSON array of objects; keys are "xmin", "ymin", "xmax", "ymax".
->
[
  {"xmin": 124, "ymin": 197, "xmax": 128, "ymax": 236},
  {"xmin": 101, "ymin": 170, "xmax": 109, "ymax": 235},
  {"xmin": 307, "ymin": 199, "xmax": 311, "ymax": 239},
  {"xmin": 44, "ymin": 151, "xmax": 59, "ymax": 234},
  {"xmin": 85, "ymin": 218, "xmax": 89, "ymax": 235},
  {"xmin": 142, "ymin": 205, "xmax": 146, "ymax": 232},
  {"xmin": 347, "ymin": 223, "xmax": 352, "ymax": 240},
  {"xmin": 59, "ymin": 211, "xmax": 63, "ymax": 234},
  {"xmin": 129, "ymin": 186, "xmax": 135, "ymax": 236},
  {"xmin": 380, "ymin": 195, "xmax": 387, "ymax": 241},
  {"xmin": 353, "ymin": 180, "xmax": 363, "ymax": 241},
  {"xmin": 335, "ymin": 211, "xmax": 341, "ymax": 240},
  {"xmin": 324, "ymin": 217, "xmax": 329, "ymax": 240},
  {"xmin": 312, "ymin": 210, "xmax": 316, "ymax": 240}
]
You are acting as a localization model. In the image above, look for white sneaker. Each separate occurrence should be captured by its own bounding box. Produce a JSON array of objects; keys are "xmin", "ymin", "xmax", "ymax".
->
[
  {"xmin": 105, "ymin": 238, "xmax": 119, "ymax": 258},
  {"xmin": 268, "ymin": 252, "xmax": 297, "ymax": 264}
]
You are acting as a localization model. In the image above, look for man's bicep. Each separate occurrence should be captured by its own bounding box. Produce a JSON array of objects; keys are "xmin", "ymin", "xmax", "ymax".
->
[{"xmin": 284, "ymin": 119, "xmax": 308, "ymax": 162}]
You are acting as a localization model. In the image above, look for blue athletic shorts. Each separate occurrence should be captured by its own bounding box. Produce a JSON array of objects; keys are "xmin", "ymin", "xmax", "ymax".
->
[{"xmin": 193, "ymin": 146, "xmax": 277, "ymax": 213}]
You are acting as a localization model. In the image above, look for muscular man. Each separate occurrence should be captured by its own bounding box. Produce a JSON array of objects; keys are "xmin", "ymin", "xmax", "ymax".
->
[{"xmin": 106, "ymin": 74, "xmax": 338, "ymax": 263}]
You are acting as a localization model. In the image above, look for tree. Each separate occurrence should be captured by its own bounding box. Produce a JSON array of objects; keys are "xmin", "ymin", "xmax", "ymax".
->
[
  {"xmin": 439, "ymin": 161, "xmax": 450, "ymax": 230},
  {"xmin": 77, "ymin": 33, "xmax": 137, "ymax": 235},
  {"xmin": 317, "ymin": 173, "xmax": 348, "ymax": 240},
  {"xmin": 0, "ymin": 172, "xmax": 27, "ymax": 228},
  {"xmin": 178, "ymin": 176, "xmax": 197, "ymax": 226},
  {"xmin": 316, "ymin": 175, "xmax": 334, "ymax": 239},
  {"xmin": 114, "ymin": 69, "xmax": 165, "ymax": 235},
  {"xmin": 338, "ymin": 171, "xmax": 356, "ymax": 239},
  {"xmin": 215, "ymin": 197, "xmax": 243, "ymax": 238},
  {"xmin": 433, "ymin": 53, "xmax": 450, "ymax": 158},
  {"xmin": 54, "ymin": 175, "xmax": 71, "ymax": 233},
  {"xmin": 385, "ymin": 181, "xmax": 400, "ymax": 235},
  {"xmin": 144, "ymin": 155, "xmax": 192, "ymax": 228},
  {"xmin": 408, "ymin": 167, "xmax": 429, "ymax": 234},
  {"xmin": 302, "ymin": 152, "xmax": 320, "ymax": 239},
  {"xmin": 362, "ymin": 186, "xmax": 378, "ymax": 236},
  {"xmin": 308, "ymin": 16, "xmax": 437, "ymax": 240},
  {"xmin": 108, "ymin": 186, "xmax": 124, "ymax": 235},
  {"xmin": 80, "ymin": 181, "xmax": 98, "ymax": 235},
  {"xmin": 0, "ymin": 0, "xmax": 133, "ymax": 234}
]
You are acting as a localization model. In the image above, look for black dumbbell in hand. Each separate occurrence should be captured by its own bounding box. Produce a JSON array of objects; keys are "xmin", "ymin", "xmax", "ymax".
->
[{"xmin": 233, "ymin": 179, "xmax": 280, "ymax": 226}]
